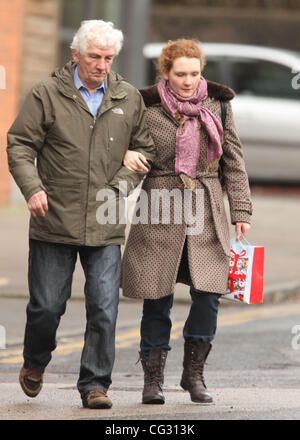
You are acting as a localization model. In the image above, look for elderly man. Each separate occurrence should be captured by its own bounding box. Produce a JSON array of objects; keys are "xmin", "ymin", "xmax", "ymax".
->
[{"xmin": 7, "ymin": 20, "xmax": 155, "ymax": 409}]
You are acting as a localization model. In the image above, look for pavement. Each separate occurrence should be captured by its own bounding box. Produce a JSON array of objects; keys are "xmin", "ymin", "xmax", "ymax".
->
[
  {"xmin": 1, "ymin": 188, "xmax": 300, "ymax": 421},
  {"xmin": 1, "ymin": 381, "xmax": 300, "ymax": 421},
  {"xmin": 1, "ymin": 298, "xmax": 300, "ymax": 420},
  {"xmin": 0, "ymin": 188, "xmax": 300, "ymax": 306}
]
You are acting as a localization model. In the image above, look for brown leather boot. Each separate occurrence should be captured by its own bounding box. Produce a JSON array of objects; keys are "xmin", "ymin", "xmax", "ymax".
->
[
  {"xmin": 19, "ymin": 364, "xmax": 44, "ymax": 398},
  {"xmin": 140, "ymin": 348, "xmax": 168, "ymax": 404},
  {"xmin": 180, "ymin": 342, "xmax": 213, "ymax": 403}
]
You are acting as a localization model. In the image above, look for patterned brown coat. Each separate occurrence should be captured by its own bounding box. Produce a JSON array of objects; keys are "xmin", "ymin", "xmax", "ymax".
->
[{"xmin": 121, "ymin": 81, "xmax": 252, "ymax": 299}]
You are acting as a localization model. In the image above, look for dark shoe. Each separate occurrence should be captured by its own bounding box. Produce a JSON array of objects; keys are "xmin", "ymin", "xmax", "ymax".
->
[
  {"xmin": 19, "ymin": 364, "xmax": 44, "ymax": 398},
  {"xmin": 180, "ymin": 342, "xmax": 213, "ymax": 404},
  {"xmin": 140, "ymin": 348, "xmax": 168, "ymax": 404},
  {"xmin": 82, "ymin": 389, "xmax": 112, "ymax": 409}
]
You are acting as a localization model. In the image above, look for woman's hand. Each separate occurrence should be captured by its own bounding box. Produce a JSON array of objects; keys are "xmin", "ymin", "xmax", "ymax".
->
[
  {"xmin": 235, "ymin": 222, "xmax": 251, "ymax": 241},
  {"xmin": 123, "ymin": 150, "xmax": 149, "ymax": 173}
]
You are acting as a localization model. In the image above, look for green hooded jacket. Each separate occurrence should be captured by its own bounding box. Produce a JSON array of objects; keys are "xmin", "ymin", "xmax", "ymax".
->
[{"xmin": 7, "ymin": 61, "xmax": 156, "ymax": 246}]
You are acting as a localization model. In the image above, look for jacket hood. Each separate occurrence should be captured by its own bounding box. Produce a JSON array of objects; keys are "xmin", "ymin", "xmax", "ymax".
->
[{"xmin": 139, "ymin": 81, "xmax": 235, "ymax": 107}]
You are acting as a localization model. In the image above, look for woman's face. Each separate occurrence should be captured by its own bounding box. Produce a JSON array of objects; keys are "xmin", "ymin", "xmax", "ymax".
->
[{"xmin": 163, "ymin": 57, "xmax": 201, "ymax": 98}]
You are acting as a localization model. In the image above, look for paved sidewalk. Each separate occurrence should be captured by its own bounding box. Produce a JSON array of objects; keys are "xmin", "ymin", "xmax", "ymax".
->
[
  {"xmin": 1, "ymin": 380, "xmax": 300, "ymax": 420},
  {"xmin": 0, "ymin": 191, "xmax": 299, "ymax": 304}
]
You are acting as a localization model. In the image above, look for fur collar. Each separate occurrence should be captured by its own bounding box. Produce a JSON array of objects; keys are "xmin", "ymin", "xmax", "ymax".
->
[{"xmin": 140, "ymin": 81, "xmax": 235, "ymax": 107}]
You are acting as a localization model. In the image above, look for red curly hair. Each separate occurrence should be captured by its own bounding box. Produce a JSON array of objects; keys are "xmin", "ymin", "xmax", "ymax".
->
[{"xmin": 158, "ymin": 39, "xmax": 206, "ymax": 74}]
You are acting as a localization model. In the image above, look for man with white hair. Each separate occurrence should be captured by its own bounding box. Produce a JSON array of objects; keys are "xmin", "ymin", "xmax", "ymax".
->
[{"xmin": 7, "ymin": 20, "xmax": 155, "ymax": 409}]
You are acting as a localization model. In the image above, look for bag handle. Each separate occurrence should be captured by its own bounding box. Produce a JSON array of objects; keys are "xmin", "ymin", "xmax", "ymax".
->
[
  {"xmin": 240, "ymin": 232, "xmax": 251, "ymax": 246},
  {"xmin": 233, "ymin": 232, "xmax": 251, "ymax": 249}
]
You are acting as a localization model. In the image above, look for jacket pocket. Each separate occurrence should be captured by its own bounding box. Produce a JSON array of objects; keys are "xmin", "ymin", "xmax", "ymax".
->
[
  {"xmin": 107, "ymin": 119, "xmax": 131, "ymax": 156},
  {"xmin": 39, "ymin": 180, "xmax": 82, "ymax": 240}
]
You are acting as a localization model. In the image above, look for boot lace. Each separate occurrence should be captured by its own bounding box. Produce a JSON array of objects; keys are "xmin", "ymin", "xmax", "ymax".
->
[
  {"xmin": 137, "ymin": 353, "xmax": 166, "ymax": 390},
  {"xmin": 190, "ymin": 350, "xmax": 206, "ymax": 386},
  {"xmin": 146, "ymin": 367, "xmax": 163, "ymax": 391}
]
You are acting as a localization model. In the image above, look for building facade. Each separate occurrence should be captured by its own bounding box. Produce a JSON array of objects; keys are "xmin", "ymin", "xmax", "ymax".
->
[
  {"xmin": 1, "ymin": 0, "xmax": 300, "ymax": 204},
  {"xmin": 0, "ymin": 0, "xmax": 60, "ymax": 204}
]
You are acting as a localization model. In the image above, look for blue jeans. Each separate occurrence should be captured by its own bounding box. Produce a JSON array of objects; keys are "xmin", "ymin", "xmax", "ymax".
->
[
  {"xmin": 24, "ymin": 239, "xmax": 121, "ymax": 397},
  {"xmin": 140, "ymin": 287, "xmax": 221, "ymax": 359}
]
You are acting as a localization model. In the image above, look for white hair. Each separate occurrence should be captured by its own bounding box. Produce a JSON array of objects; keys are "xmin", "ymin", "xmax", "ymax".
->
[{"xmin": 70, "ymin": 20, "xmax": 124, "ymax": 55}]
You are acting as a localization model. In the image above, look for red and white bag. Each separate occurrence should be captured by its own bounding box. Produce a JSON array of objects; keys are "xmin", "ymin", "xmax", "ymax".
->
[{"xmin": 224, "ymin": 234, "xmax": 264, "ymax": 304}]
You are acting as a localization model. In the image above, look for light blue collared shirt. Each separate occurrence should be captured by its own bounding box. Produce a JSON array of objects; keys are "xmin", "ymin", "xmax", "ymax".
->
[{"xmin": 73, "ymin": 66, "xmax": 106, "ymax": 117}]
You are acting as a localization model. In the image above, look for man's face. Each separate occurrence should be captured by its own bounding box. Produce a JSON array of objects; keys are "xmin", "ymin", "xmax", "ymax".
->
[{"xmin": 71, "ymin": 43, "xmax": 115, "ymax": 88}]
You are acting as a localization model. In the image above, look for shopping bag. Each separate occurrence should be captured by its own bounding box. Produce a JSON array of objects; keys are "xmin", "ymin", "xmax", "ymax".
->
[{"xmin": 224, "ymin": 234, "xmax": 264, "ymax": 304}]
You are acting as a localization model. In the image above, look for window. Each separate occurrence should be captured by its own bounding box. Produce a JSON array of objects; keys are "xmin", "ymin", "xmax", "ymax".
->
[
  {"xmin": 229, "ymin": 57, "xmax": 300, "ymax": 100},
  {"xmin": 59, "ymin": 0, "xmax": 105, "ymax": 66},
  {"xmin": 202, "ymin": 59, "xmax": 222, "ymax": 83},
  {"xmin": 145, "ymin": 58, "xmax": 160, "ymax": 85},
  {"xmin": 152, "ymin": 0, "xmax": 300, "ymax": 9}
]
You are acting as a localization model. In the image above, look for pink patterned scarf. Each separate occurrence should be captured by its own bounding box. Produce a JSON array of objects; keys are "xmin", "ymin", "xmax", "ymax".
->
[{"xmin": 157, "ymin": 77, "xmax": 223, "ymax": 179}]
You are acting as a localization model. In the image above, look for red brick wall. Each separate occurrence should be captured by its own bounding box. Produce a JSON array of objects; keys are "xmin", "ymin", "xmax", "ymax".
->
[{"xmin": 0, "ymin": 0, "xmax": 24, "ymax": 205}]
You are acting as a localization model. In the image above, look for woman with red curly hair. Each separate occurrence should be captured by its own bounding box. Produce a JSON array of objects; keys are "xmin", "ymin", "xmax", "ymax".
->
[{"xmin": 122, "ymin": 39, "xmax": 252, "ymax": 405}]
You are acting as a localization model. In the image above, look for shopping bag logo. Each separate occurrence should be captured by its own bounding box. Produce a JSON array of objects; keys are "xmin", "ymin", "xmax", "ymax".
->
[
  {"xmin": 224, "ymin": 235, "xmax": 264, "ymax": 304},
  {"xmin": 227, "ymin": 249, "xmax": 248, "ymax": 302}
]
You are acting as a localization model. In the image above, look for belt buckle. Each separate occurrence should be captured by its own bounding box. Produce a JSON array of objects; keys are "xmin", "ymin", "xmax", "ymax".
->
[
  {"xmin": 177, "ymin": 174, "xmax": 196, "ymax": 191},
  {"xmin": 176, "ymin": 175, "xmax": 185, "ymax": 189}
]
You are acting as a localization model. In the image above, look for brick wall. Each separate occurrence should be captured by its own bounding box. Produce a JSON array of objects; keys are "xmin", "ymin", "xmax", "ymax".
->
[
  {"xmin": 0, "ymin": 0, "xmax": 24, "ymax": 205},
  {"xmin": 0, "ymin": 0, "xmax": 60, "ymax": 205},
  {"xmin": 20, "ymin": 0, "xmax": 60, "ymax": 101}
]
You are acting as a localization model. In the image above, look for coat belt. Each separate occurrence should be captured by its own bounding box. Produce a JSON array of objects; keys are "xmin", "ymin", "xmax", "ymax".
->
[
  {"xmin": 146, "ymin": 171, "xmax": 230, "ymax": 257},
  {"xmin": 148, "ymin": 171, "xmax": 219, "ymax": 179}
]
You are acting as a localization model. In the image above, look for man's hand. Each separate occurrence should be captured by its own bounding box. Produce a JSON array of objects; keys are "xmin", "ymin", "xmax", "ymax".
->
[
  {"xmin": 27, "ymin": 190, "xmax": 48, "ymax": 217},
  {"xmin": 123, "ymin": 150, "xmax": 149, "ymax": 172},
  {"xmin": 235, "ymin": 222, "xmax": 251, "ymax": 241}
]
